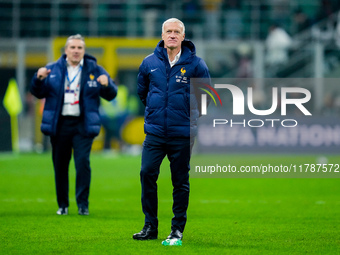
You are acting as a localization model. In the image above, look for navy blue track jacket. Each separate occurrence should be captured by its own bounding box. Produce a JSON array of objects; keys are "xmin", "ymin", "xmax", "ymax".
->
[
  {"xmin": 137, "ymin": 39, "xmax": 210, "ymax": 138},
  {"xmin": 30, "ymin": 53, "xmax": 118, "ymax": 137}
]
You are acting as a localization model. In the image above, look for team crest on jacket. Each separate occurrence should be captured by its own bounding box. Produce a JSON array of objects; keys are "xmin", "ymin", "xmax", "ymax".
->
[
  {"xmin": 88, "ymin": 74, "xmax": 97, "ymax": 87},
  {"xmin": 176, "ymin": 67, "xmax": 188, "ymax": 84},
  {"xmin": 180, "ymin": 67, "xmax": 186, "ymax": 76}
]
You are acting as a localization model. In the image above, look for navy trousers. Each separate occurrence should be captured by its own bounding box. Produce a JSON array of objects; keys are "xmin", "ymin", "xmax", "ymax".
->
[
  {"xmin": 140, "ymin": 134, "xmax": 194, "ymax": 233},
  {"xmin": 50, "ymin": 116, "xmax": 94, "ymax": 210}
]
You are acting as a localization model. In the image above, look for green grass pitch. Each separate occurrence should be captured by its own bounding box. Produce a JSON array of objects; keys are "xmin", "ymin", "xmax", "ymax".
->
[{"xmin": 0, "ymin": 152, "xmax": 339, "ymax": 254}]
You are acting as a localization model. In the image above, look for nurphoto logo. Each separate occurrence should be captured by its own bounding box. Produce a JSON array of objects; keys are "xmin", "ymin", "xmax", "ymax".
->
[{"xmin": 199, "ymin": 82, "xmax": 312, "ymax": 128}]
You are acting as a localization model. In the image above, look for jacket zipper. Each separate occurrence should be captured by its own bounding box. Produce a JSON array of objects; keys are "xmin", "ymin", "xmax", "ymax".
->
[{"xmin": 165, "ymin": 63, "xmax": 170, "ymax": 137}]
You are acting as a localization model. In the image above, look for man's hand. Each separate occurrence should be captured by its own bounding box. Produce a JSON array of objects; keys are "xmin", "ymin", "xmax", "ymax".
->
[
  {"xmin": 97, "ymin": 74, "xmax": 108, "ymax": 87},
  {"xmin": 37, "ymin": 67, "xmax": 51, "ymax": 80}
]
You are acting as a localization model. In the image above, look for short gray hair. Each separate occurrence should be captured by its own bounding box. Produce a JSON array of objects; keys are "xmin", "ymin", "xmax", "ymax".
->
[
  {"xmin": 162, "ymin": 18, "xmax": 185, "ymax": 34},
  {"xmin": 65, "ymin": 34, "xmax": 85, "ymax": 48}
]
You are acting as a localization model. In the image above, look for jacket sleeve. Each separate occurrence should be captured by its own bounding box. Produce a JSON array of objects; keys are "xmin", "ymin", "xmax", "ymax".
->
[
  {"xmin": 99, "ymin": 66, "xmax": 118, "ymax": 101},
  {"xmin": 137, "ymin": 61, "xmax": 149, "ymax": 106},
  {"xmin": 195, "ymin": 58, "xmax": 211, "ymax": 80},
  {"xmin": 30, "ymin": 72, "xmax": 49, "ymax": 99}
]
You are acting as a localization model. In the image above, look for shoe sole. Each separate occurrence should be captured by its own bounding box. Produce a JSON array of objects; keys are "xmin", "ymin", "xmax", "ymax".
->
[
  {"xmin": 56, "ymin": 210, "xmax": 68, "ymax": 215},
  {"xmin": 133, "ymin": 236, "xmax": 157, "ymax": 240}
]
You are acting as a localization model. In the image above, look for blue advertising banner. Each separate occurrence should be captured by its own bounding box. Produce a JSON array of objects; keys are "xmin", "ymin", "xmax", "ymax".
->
[{"xmin": 195, "ymin": 115, "xmax": 340, "ymax": 153}]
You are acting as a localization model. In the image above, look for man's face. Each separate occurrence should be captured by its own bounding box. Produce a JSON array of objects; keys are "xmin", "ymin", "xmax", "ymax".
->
[
  {"xmin": 65, "ymin": 39, "xmax": 85, "ymax": 66},
  {"xmin": 162, "ymin": 22, "xmax": 185, "ymax": 50}
]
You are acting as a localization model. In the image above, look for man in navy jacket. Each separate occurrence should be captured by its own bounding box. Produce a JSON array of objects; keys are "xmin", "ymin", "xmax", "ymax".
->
[
  {"xmin": 133, "ymin": 18, "xmax": 210, "ymax": 243},
  {"xmin": 30, "ymin": 34, "xmax": 117, "ymax": 216}
]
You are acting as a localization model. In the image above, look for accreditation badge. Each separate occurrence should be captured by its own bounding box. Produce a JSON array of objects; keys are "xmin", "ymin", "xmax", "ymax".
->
[{"xmin": 64, "ymin": 90, "xmax": 75, "ymax": 104}]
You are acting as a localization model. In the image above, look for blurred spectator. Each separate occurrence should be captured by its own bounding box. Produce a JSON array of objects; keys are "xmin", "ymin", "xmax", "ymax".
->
[
  {"xmin": 312, "ymin": 20, "xmax": 334, "ymax": 44},
  {"xmin": 99, "ymin": 84, "xmax": 138, "ymax": 152},
  {"xmin": 265, "ymin": 22, "xmax": 292, "ymax": 68},
  {"xmin": 235, "ymin": 43, "xmax": 253, "ymax": 78},
  {"xmin": 293, "ymin": 7, "xmax": 313, "ymax": 34},
  {"xmin": 222, "ymin": 0, "xmax": 243, "ymax": 39},
  {"xmin": 203, "ymin": 0, "xmax": 222, "ymax": 39},
  {"xmin": 322, "ymin": 92, "xmax": 337, "ymax": 116}
]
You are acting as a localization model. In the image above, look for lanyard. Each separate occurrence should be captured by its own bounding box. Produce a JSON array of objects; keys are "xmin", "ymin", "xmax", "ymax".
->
[{"xmin": 66, "ymin": 66, "xmax": 82, "ymax": 89}]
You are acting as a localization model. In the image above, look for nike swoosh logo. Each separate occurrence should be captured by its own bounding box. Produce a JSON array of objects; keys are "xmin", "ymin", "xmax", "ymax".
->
[
  {"xmin": 151, "ymin": 68, "xmax": 158, "ymax": 72},
  {"xmin": 50, "ymin": 74, "xmax": 56, "ymax": 78}
]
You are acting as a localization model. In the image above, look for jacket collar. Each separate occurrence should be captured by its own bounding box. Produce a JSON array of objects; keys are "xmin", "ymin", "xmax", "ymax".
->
[{"xmin": 155, "ymin": 39, "xmax": 196, "ymax": 64}]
